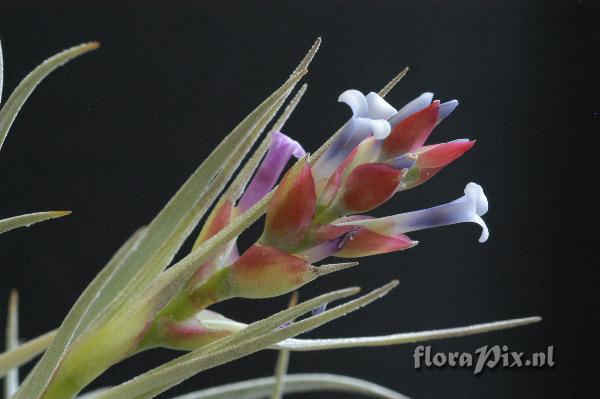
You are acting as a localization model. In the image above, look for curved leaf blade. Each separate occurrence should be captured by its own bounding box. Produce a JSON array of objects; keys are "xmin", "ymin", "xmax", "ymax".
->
[
  {"xmin": 168, "ymin": 373, "xmax": 409, "ymax": 399},
  {"xmin": 0, "ymin": 40, "xmax": 4, "ymax": 103},
  {"xmin": 4, "ymin": 290, "xmax": 20, "ymax": 397},
  {"xmin": 12, "ymin": 227, "xmax": 147, "ymax": 399},
  {"xmin": 0, "ymin": 331, "xmax": 55, "ymax": 378},
  {"xmin": 0, "ymin": 42, "xmax": 99, "ymax": 151},
  {"xmin": 274, "ymin": 316, "xmax": 542, "ymax": 351},
  {"xmin": 0, "ymin": 211, "xmax": 71, "ymax": 235},
  {"xmin": 94, "ymin": 282, "xmax": 397, "ymax": 399}
]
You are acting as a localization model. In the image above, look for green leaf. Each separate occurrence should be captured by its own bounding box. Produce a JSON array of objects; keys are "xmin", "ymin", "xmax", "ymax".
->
[
  {"xmin": 87, "ymin": 286, "xmax": 359, "ymax": 399},
  {"xmin": 74, "ymin": 60, "xmax": 309, "ymax": 347},
  {"xmin": 12, "ymin": 227, "xmax": 147, "ymax": 399},
  {"xmin": 269, "ymin": 293, "xmax": 296, "ymax": 399},
  {"xmin": 192, "ymin": 83, "xmax": 308, "ymax": 251},
  {"xmin": 93, "ymin": 282, "xmax": 397, "ymax": 399},
  {"xmin": 75, "ymin": 374, "xmax": 409, "ymax": 399},
  {"xmin": 0, "ymin": 211, "xmax": 71, "ymax": 235},
  {"xmin": 202, "ymin": 315, "xmax": 542, "ymax": 352},
  {"xmin": 0, "ymin": 40, "xmax": 4, "ymax": 103},
  {"xmin": 0, "ymin": 42, "xmax": 99, "ymax": 151},
  {"xmin": 269, "ymin": 347, "xmax": 290, "ymax": 399},
  {"xmin": 272, "ymin": 316, "xmax": 542, "ymax": 351},
  {"xmin": 0, "ymin": 331, "xmax": 55, "ymax": 378},
  {"xmin": 4, "ymin": 290, "xmax": 20, "ymax": 398},
  {"xmin": 166, "ymin": 373, "xmax": 409, "ymax": 399},
  {"xmin": 84, "ymin": 38, "xmax": 320, "ymax": 325}
]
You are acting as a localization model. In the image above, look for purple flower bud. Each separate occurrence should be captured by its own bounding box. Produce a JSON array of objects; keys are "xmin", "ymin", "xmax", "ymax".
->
[{"xmin": 238, "ymin": 131, "xmax": 305, "ymax": 212}]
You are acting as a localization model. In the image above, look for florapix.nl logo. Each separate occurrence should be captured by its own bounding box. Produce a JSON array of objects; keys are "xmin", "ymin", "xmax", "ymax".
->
[{"xmin": 413, "ymin": 345, "xmax": 555, "ymax": 375}]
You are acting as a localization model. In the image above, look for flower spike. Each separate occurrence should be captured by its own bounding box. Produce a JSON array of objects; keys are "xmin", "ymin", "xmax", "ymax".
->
[{"xmin": 149, "ymin": 84, "xmax": 491, "ymax": 361}]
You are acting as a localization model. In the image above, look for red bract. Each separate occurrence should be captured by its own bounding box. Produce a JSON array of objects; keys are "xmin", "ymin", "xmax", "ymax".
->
[
  {"xmin": 228, "ymin": 243, "xmax": 313, "ymax": 298},
  {"xmin": 401, "ymin": 140, "xmax": 476, "ymax": 190},
  {"xmin": 339, "ymin": 163, "xmax": 403, "ymax": 213},
  {"xmin": 335, "ymin": 228, "xmax": 416, "ymax": 258},
  {"xmin": 262, "ymin": 156, "xmax": 316, "ymax": 250},
  {"xmin": 195, "ymin": 199, "xmax": 234, "ymax": 245},
  {"xmin": 381, "ymin": 100, "xmax": 440, "ymax": 157}
]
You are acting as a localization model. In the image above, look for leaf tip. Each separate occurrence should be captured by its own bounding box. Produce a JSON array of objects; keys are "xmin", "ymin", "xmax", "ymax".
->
[
  {"xmin": 316, "ymin": 261, "xmax": 358, "ymax": 276},
  {"xmin": 53, "ymin": 210, "xmax": 72, "ymax": 218},
  {"xmin": 84, "ymin": 41, "xmax": 101, "ymax": 51},
  {"xmin": 9, "ymin": 289, "xmax": 19, "ymax": 308}
]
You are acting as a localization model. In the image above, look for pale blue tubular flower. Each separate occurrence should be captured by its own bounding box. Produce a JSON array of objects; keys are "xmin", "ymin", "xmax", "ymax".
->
[
  {"xmin": 334, "ymin": 182, "xmax": 490, "ymax": 243},
  {"xmin": 312, "ymin": 90, "xmax": 396, "ymax": 186}
]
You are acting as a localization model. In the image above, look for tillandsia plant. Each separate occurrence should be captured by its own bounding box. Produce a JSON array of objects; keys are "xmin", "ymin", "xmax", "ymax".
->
[{"xmin": 0, "ymin": 37, "xmax": 542, "ymax": 399}]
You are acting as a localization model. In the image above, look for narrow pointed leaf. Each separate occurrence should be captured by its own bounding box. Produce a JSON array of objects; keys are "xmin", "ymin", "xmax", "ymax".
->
[
  {"xmin": 55, "ymin": 90, "xmax": 304, "ymax": 396},
  {"xmin": 269, "ymin": 293, "xmax": 297, "ymax": 399},
  {"xmin": 271, "ymin": 83, "xmax": 307, "ymax": 132},
  {"xmin": 94, "ymin": 282, "xmax": 396, "ymax": 399},
  {"xmin": 0, "ymin": 331, "xmax": 55, "ymax": 378},
  {"xmin": 274, "ymin": 316, "xmax": 542, "ymax": 351},
  {"xmin": 85, "ymin": 40, "xmax": 317, "ymax": 324},
  {"xmin": 0, "ymin": 40, "xmax": 4, "ymax": 103},
  {"xmin": 378, "ymin": 67, "xmax": 409, "ymax": 97},
  {"xmin": 166, "ymin": 373, "xmax": 409, "ymax": 399},
  {"xmin": 12, "ymin": 227, "xmax": 147, "ymax": 398},
  {"xmin": 0, "ymin": 211, "xmax": 70, "ymax": 235},
  {"xmin": 4, "ymin": 291, "xmax": 20, "ymax": 398},
  {"xmin": 0, "ymin": 42, "xmax": 99, "ymax": 151},
  {"xmin": 99, "ymin": 69, "xmax": 306, "ymax": 312},
  {"xmin": 76, "ymin": 388, "xmax": 109, "ymax": 399},
  {"xmin": 202, "ymin": 287, "xmax": 360, "ymax": 355}
]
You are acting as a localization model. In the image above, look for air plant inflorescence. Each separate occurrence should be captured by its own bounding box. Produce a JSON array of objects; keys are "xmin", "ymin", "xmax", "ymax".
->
[{"xmin": 0, "ymin": 38, "xmax": 541, "ymax": 399}]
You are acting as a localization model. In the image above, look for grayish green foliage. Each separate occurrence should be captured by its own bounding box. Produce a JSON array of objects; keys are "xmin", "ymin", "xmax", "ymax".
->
[
  {"xmin": 0, "ymin": 211, "xmax": 70, "ymax": 235},
  {"xmin": 4, "ymin": 292, "xmax": 19, "ymax": 398},
  {"xmin": 0, "ymin": 42, "xmax": 98, "ymax": 151}
]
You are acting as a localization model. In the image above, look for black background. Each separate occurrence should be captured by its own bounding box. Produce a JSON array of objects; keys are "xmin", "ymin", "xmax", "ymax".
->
[{"xmin": 0, "ymin": 1, "xmax": 598, "ymax": 398}]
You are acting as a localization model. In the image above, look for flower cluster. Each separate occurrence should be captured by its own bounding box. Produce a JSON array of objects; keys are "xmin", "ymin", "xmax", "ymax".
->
[{"xmin": 146, "ymin": 88, "xmax": 489, "ymax": 350}]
